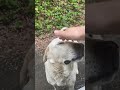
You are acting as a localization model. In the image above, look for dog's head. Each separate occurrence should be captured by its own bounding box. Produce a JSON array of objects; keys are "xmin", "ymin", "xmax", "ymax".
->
[{"xmin": 43, "ymin": 38, "xmax": 84, "ymax": 65}]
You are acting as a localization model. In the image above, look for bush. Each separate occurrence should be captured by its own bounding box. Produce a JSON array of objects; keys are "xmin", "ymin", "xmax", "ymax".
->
[{"xmin": 35, "ymin": 0, "xmax": 85, "ymax": 36}]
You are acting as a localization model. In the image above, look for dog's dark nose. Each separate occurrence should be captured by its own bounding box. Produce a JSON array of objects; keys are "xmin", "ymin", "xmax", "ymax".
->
[{"xmin": 64, "ymin": 60, "xmax": 71, "ymax": 65}]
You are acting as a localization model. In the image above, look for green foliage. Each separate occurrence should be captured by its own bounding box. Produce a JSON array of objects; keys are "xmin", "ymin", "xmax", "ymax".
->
[
  {"xmin": 0, "ymin": 0, "xmax": 34, "ymax": 29},
  {"xmin": 35, "ymin": 0, "xmax": 85, "ymax": 36}
]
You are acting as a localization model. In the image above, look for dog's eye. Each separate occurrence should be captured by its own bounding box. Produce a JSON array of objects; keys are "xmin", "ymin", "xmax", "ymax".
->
[{"xmin": 64, "ymin": 60, "xmax": 71, "ymax": 65}]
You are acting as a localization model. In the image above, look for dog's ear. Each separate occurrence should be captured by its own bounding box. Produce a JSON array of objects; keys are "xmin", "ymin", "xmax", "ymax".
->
[{"xmin": 43, "ymin": 47, "xmax": 49, "ymax": 63}]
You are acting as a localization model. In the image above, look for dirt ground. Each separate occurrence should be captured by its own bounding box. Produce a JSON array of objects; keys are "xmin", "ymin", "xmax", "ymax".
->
[
  {"xmin": 35, "ymin": 33, "xmax": 56, "ymax": 56},
  {"xmin": 0, "ymin": 26, "xmax": 34, "ymax": 90}
]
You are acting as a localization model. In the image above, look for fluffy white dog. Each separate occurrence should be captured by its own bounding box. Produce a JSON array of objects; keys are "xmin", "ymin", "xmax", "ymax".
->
[{"xmin": 43, "ymin": 38, "xmax": 84, "ymax": 90}]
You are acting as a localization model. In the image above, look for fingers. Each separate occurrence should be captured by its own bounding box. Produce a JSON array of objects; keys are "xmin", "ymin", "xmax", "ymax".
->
[
  {"xmin": 54, "ymin": 30, "xmax": 70, "ymax": 40},
  {"xmin": 54, "ymin": 26, "xmax": 85, "ymax": 40}
]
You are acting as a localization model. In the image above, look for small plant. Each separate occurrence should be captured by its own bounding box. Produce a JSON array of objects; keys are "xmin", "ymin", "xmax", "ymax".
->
[{"xmin": 35, "ymin": 0, "xmax": 85, "ymax": 36}]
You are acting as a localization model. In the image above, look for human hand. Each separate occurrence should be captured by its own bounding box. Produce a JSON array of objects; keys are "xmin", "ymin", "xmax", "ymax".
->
[{"xmin": 54, "ymin": 26, "xmax": 85, "ymax": 40}]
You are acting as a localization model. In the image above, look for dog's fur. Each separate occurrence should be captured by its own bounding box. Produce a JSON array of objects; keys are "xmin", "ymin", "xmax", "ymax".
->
[{"xmin": 43, "ymin": 38, "xmax": 84, "ymax": 90}]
